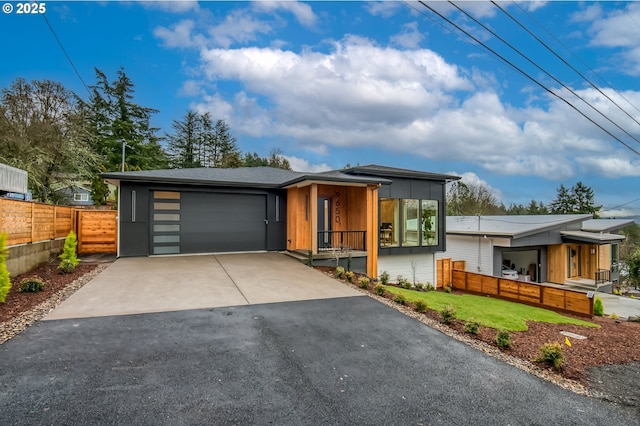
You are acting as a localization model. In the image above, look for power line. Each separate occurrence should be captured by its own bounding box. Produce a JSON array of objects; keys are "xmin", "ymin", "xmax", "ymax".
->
[
  {"xmin": 40, "ymin": 12, "xmax": 90, "ymax": 96},
  {"xmin": 416, "ymin": 1, "xmax": 640, "ymax": 157},
  {"xmin": 447, "ymin": 1, "xmax": 640, "ymax": 149},
  {"xmin": 493, "ymin": 1, "xmax": 640, "ymax": 130},
  {"xmin": 511, "ymin": 0, "xmax": 640, "ymax": 118}
]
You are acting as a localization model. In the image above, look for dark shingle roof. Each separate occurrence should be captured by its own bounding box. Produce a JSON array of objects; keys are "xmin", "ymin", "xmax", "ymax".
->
[{"xmin": 343, "ymin": 164, "xmax": 460, "ymax": 181}]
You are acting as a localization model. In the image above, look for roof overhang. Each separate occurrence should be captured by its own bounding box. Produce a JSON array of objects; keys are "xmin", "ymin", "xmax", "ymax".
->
[
  {"xmin": 283, "ymin": 179, "xmax": 382, "ymax": 189},
  {"xmin": 560, "ymin": 230, "xmax": 625, "ymax": 244}
]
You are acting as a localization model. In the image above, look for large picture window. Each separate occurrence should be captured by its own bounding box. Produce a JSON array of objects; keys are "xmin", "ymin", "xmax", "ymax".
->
[
  {"xmin": 380, "ymin": 198, "xmax": 439, "ymax": 248},
  {"xmin": 421, "ymin": 200, "xmax": 438, "ymax": 246},
  {"xmin": 379, "ymin": 198, "xmax": 399, "ymax": 247}
]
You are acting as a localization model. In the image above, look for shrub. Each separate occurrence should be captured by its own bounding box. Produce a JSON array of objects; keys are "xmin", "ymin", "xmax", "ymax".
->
[
  {"xmin": 335, "ymin": 266, "xmax": 346, "ymax": 279},
  {"xmin": 393, "ymin": 293, "xmax": 406, "ymax": 305},
  {"xmin": 414, "ymin": 300, "xmax": 427, "ymax": 313},
  {"xmin": 374, "ymin": 284, "xmax": 385, "ymax": 296},
  {"xmin": 402, "ymin": 280, "xmax": 412, "ymax": 290},
  {"xmin": 357, "ymin": 276, "xmax": 370, "ymax": 289},
  {"xmin": 58, "ymin": 231, "xmax": 80, "ymax": 274},
  {"xmin": 425, "ymin": 283, "xmax": 435, "ymax": 292},
  {"xmin": 610, "ymin": 313, "xmax": 619, "ymax": 320},
  {"xmin": 18, "ymin": 276, "xmax": 45, "ymax": 293},
  {"xmin": 306, "ymin": 250, "xmax": 313, "ymax": 267},
  {"xmin": 414, "ymin": 282, "xmax": 424, "ymax": 291},
  {"xmin": 594, "ymin": 297, "xmax": 604, "ymax": 316},
  {"xmin": 536, "ymin": 342, "xmax": 564, "ymax": 369},
  {"xmin": 440, "ymin": 304, "xmax": 456, "ymax": 324},
  {"xmin": 345, "ymin": 271, "xmax": 355, "ymax": 283},
  {"xmin": 464, "ymin": 318, "xmax": 480, "ymax": 335},
  {"xmin": 380, "ymin": 271, "xmax": 390, "ymax": 285},
  {"xmin": 496, "ymin": 330, "xmax": 511, "ymax": 349},
  {"xmin": 444, "ymin": 285, "xmax": 452, "ymax": 293},
  {"xmin": 0, "ymin": 233, "xmax": 10, "ymax": 303}
]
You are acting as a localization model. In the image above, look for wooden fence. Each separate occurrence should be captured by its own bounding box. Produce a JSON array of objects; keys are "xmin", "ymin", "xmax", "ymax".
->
[
  {"xmin": 0, "ymin": 198, "xmax": 117, "ymax": 254},
  {"xmin": 451, "ymin": 268, "xmax": 594, "ymax": 317}
]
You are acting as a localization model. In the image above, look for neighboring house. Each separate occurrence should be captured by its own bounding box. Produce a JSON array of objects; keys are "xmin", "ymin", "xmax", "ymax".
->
[
  {"xmin": 102, "ymin": 165, "xmax": 459, "ymax": 281},
  {"xmin": 0, "ymin": 162, "xmax": 28, "ymax": 200},
  {"xmin": 55, "ymin": 185, "xmax": 94, "ymax": 206},
  {"xmin": 436, "ymin": 215, "xmax": 633, "ymax": 286}
]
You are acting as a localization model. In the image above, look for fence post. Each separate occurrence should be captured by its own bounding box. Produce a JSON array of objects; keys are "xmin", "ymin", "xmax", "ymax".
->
[{"xmin": 31, "ymin": 203, "xmax": 35, "ymax": 243}]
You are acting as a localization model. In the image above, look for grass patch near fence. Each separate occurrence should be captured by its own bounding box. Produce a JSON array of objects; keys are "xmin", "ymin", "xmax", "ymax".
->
[{"xmin": 384, "ymin": 286, "xmax": 599, "ymax": 332}]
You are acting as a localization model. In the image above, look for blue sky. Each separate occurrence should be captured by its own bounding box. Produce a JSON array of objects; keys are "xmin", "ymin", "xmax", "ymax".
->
[{"xmin": 2, "ymin": 1, "xmax": 640, "ymax": 216}]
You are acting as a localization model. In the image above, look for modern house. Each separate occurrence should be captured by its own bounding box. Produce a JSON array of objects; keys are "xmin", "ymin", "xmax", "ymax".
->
[
  {"xmin": 436, "ymin": 215, "xmax": 633, "ymax": 286},
  {"xmin": 102, "ymin": 165, "xmax": 459, "ymax": 281}
]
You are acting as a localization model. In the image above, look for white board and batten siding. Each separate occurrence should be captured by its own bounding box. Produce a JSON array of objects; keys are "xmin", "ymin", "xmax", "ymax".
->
[
  {"xmin": 378, "ymin": 253, "xmax": 436, "ymax": 286},
  {"xmin": 436, "ymin": 235, "xmax": 510, "ymax": 275}
]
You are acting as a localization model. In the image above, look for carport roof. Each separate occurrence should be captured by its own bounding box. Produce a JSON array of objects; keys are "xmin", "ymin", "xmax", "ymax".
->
[
  {"xmin": 560, "ymin": 230, "xmax": 626, "ymax": 244},
  {"xmin": 103, "ymin": 166, "xmax": 389, "ymax": 188}
]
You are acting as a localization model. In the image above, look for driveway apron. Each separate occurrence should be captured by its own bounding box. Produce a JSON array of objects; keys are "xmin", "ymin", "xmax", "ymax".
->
[{"xmin": 44, "ymin": 252, "xmax": 362, "ymax": 320}]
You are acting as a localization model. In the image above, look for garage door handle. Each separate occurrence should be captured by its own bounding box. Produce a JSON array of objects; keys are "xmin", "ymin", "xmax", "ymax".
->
[{"xmin": 264, "ymin": 219, "xmax": 269, "ymax": 225}]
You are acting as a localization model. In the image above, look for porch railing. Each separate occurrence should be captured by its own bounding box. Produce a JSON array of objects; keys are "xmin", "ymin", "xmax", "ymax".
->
[
  {"xmin": 595, "ymin": 269, "xmax": 610, "ymax": 285},
  {"xmin": 317, "ymin": 230, "xmax": 366, "ymax": 252}
]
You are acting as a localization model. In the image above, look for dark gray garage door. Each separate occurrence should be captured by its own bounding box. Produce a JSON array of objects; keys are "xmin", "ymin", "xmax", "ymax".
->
[{"xmin": 151, "ymin": 191, "xmax": 267, "ymax": 255}]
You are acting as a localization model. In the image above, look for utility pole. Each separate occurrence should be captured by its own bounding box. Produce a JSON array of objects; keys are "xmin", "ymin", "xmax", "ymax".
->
[{"xmin": 121, "ymin": 140, "xmax": 128, "ymax": 172}]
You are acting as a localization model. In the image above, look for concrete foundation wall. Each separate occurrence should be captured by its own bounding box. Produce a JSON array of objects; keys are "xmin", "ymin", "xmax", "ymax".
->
[{"xmin": 6, "ymin": 240, "xmax": 65, "ymax": 276}]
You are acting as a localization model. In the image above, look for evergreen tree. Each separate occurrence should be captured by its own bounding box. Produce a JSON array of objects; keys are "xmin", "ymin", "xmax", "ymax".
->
[
  {"xmin": 166, "ymin": 110, "xmax": 202, "ymax": 168},
  {"xmin": 85, "ymin": 67, "xmax": 168, "ymax": 172},
  {"xmin": 550, "ymin": 182, "xmax": 600, "ymax": 216},
  {"xmin": 0, "ymin": 233, "xmax": 10, "ymax": 303},
  {"xmin": 550, "ymin": 184, "xmax": 575, "ymax": 214}
]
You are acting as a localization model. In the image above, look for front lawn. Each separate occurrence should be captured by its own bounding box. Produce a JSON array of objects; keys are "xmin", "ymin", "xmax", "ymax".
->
[{"xmin": 384, "ymin": 286, "xmax": 599, "ymax": 331}]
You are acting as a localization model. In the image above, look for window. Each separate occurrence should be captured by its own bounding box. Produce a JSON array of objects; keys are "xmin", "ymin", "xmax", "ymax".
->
[
  {"xmin": 74, "ymin": 193, "xmax": 89, "ymax": 202},
  {"xmin": 380, "ymin": 198, "xmax": 399, "ymax": 247},
  {"xmin": 611, "ymin": 244, "xmax": 619, "ymax": 274},
  {"xmin": 421, "ymin": 200, "xmax": 438, "ymax": 246},
  {"xmin": 380, "ymin": 198, "xmax": 439, "ymax": 248},
  {"xmin": 402, "ymin": 199, "xmax": 419, "ymax": 246}
]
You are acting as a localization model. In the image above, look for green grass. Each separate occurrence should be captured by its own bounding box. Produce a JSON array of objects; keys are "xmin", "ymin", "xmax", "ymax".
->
[{"xmin": 384, "ymin": 286, "xmax": 599, "ymax": 331}]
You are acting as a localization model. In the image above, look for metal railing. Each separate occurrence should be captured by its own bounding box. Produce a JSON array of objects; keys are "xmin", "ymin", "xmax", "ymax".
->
[
  {"xmin": 317, "ymin": 230, "xmax": 366, "ymax": 252},
  {"xmin": 595, "ymin": 269, "xmax": 610, "ymax": 286}
]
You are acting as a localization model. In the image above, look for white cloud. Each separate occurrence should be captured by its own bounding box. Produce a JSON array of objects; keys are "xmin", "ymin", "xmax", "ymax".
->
[
  {"xmin": 285, "ymin": 156, "xmax": 332, "ymax": 173},
  {"xmin": 364, "ymin": 1, "xmax": 403, "ymax": 18},
  {"xmin": 207, "ymin": 9, "xmax": 273, "ymax": 49},
  {"xmin": 154, "ymin": 19, "xmax": 199, "ymax": 48},
  {"xmin": 446, "ymin": 171, "xmax": 503, "ymax": 201},
  {"xmin": 391, "ymin": 21, "xmax": 423, "ymax": 49},
  {"xmin": 142, "ymin": 0, "xmax": 199, "ymax": 13},
  {"xmin": 252, "ymin": 1, "xmax": 318, "ymax": 28}
]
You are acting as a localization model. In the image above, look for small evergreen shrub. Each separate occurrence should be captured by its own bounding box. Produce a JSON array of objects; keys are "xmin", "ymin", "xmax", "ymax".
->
[
  {"xmin": 0, "ymin": 233, "xmax": 10, "ymax": 303},
  {"xmin": 357, "ymin": 276, "xmax": 370, "ymax": 289},
  {"xmin": 425, "ymin": 283, "xmax": 435, "ymax": 292},
  {"xmin": 380, "ymin": 271, "xmax": 390, "ymax": 285},
  {"xmin": 335, "ymin": 266, "xmax": 346, "ymax": 279},
  {"xmin": 374, "ymin": 284, "xmax": 385, "ymax": 296},
  {"xmin": 345, "ymin": 271, "xmax": 354, "ymax": 283},
  {"xmin": 536, "ymin": 342, "xmax": 564, "ymax": 369},
  {"xmin": 414, "ymin": 282, "xmax": 424, "ymax": 291},
  {"xmin": 594, "ymin": 297, "xmax": 604, "ymax": 316},
  {"xmin": 402, "ymin": 280, "xmax": 412, "ymax": 290},
  {"xmin": 58, "ymin": 231, "xmax": 80, "ymax": 274},
  {"xmin": 393, "ymin": 293, "xmax": 406, "ymax": 305},
  {"xmin": 610, "ymin": 313, "xmax": 619, "ymax": 320},
  {"xmin": 440, "ymin": 304, "xmax": 456, "ymax": 324},
  {"xmin": 444, "ymin": 285, "xmax": 452, "ymax": 293},
  {"xmin": 464, "ymin": 318, "xmax": 480, "ymax": 335},
  {"xmin": 414, "ymin": 300, "xmax": 427, "ymax": 313},
  {"xmin": 18, "ymin": 276, "xmax": 46, "ymax": 293},
  {"xmin": 496, "ymin": 330, "xmax": 511, "ymax": 349},
  {"xmin": 306, "ymin": 250, "xmax": 313, "ymax": 267}
]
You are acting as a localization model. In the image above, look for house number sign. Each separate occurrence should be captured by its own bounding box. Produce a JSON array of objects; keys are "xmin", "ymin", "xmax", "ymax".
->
[{"xmin": 335, "ymin": 191, "xmax": 341, "ymax": 224}]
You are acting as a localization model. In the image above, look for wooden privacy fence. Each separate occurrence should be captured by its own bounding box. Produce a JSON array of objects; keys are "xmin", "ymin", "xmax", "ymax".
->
[
  {"xmin": 437, "ymin": 258, "xmax": 466, "ymax": 288},
  {"xmin": 0, "ymin": 198, "xmax": 117, "ymax": 254},
  {"xmin": 451, "ymin": 269, "xmax": 594, "ymax": 317}
]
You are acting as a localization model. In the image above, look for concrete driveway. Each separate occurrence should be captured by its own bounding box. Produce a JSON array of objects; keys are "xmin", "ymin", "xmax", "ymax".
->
[
  {"xmin": 45, "ymin": 252, "xmax": 361, "ymax": 320},
  {"xmin": 1, "ymin": 253, "xmax": 637, "ymax": 424}
]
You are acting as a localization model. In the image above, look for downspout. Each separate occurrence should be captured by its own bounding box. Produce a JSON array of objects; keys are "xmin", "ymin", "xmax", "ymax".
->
[{"xmin": 477, "ymin": 215, "xmax": 481, "ymax": 272}]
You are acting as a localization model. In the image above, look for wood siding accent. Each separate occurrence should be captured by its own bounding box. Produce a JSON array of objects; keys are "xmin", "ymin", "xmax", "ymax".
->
[
  {"xmin": 76, "ymin": 210, "xmax": 118, "ymax": 254},
  {"xmin": 451, "ymin": 269, "xmax": 593, "ymax": 317},
  {"xmin": 437, "ymin": 257, "xmax": 453, "ymax": 288}
]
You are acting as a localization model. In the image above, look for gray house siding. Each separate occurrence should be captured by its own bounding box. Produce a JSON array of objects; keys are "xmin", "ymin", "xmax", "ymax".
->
[
  {"xmin": 378, "ymin": 177, "xmax": 447, "ymax": 255},
  {"xmin": 118, "ymin": 182, "xmax": 287, "ymax": 257}
]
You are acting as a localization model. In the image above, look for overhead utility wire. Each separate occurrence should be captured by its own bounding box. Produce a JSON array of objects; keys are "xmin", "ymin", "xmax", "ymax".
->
[
  {"xmin": 447, "ymin": 1, "xmax": 640, "ymax": 149},
  {"xmin": 415, "ymin": 1, "xmax": 640, "ymax": 157},
  {"xmin": 511, "ymin": 0, "xmax": 640, "ymax": 117},
  {"xmin": 494, "ymin": 1, "xmax": 640, "ymax": 129},
  {"xmin": 41, "ymin": 13, "xmax": 90, "ymax": 95}
]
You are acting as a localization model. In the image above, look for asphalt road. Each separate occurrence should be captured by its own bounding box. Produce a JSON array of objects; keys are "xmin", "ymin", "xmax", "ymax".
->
[{"xmin": 1, "ymin": 296, "xmax": 637, "ymax": 425}]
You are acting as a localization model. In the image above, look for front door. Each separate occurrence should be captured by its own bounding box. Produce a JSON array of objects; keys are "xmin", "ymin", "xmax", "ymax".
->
[
  {"xmin": 318, "ymin": 197, "xmax": 332, "ymax": 249},
  {"xmin": 568, "ymin": 245, "xmax": 581, "ymax": 279}
]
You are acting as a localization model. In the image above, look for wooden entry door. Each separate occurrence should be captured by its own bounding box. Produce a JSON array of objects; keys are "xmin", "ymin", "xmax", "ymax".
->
[{"xmin": 568, "ymin": 245, "xmax": 581, "ymax": 278}]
